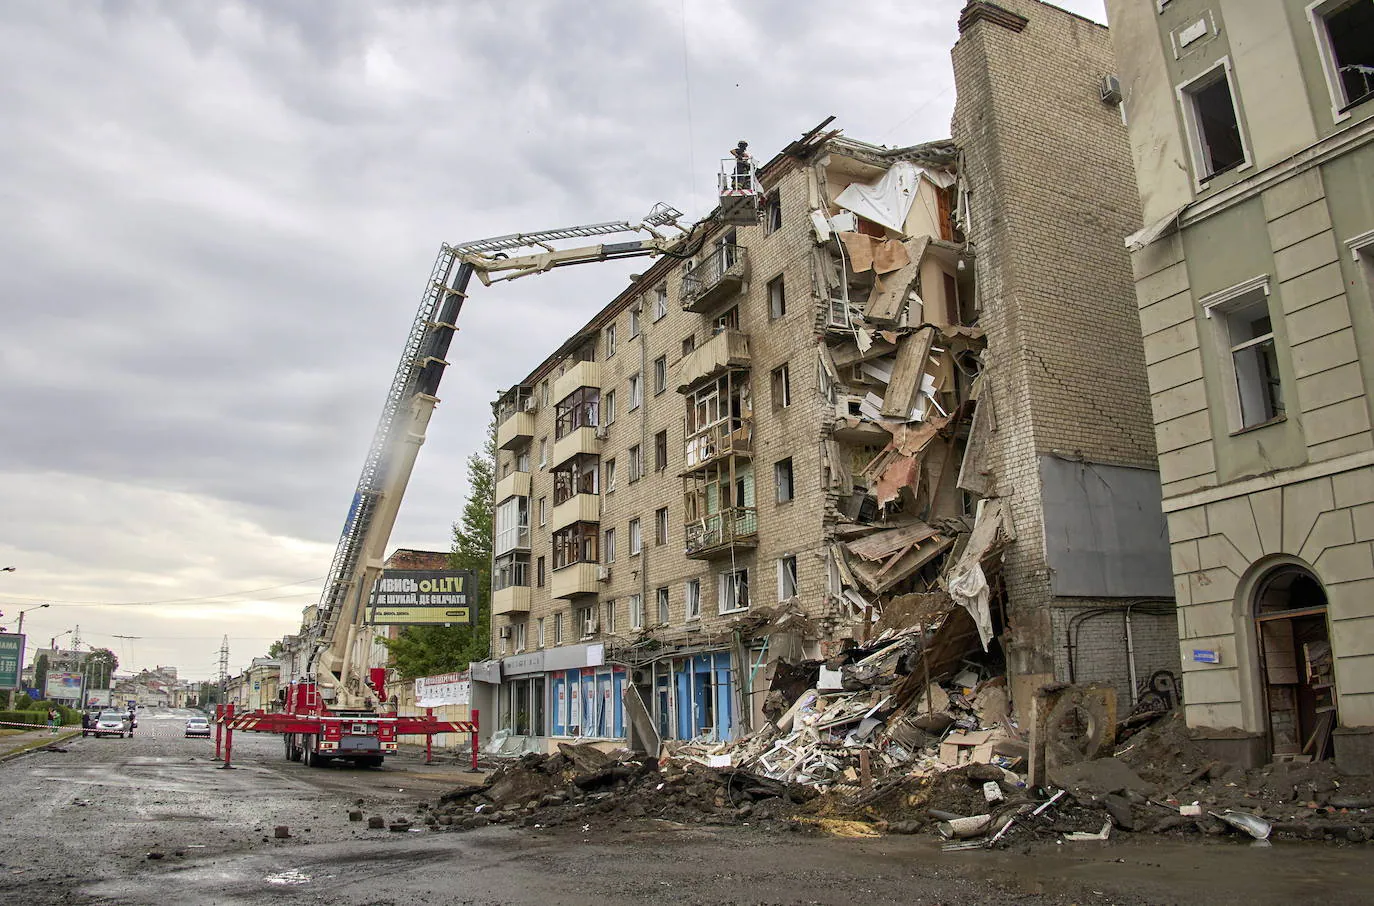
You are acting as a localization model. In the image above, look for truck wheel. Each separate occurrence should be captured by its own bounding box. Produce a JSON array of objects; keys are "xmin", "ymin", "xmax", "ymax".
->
[{"xmin": 361, "ymin": 756, "xmax": 384, "ymax": 768}]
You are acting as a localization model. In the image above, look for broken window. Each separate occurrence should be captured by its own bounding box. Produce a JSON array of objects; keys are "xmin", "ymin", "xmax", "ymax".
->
[
  {"xmin": 629, "ymin": 593, "xmax": 643, "ymax": 630},
  {"xmin": 628, "ymin": 444, "xmax": 642, "ymax": 481},
  {"xmin": 654, "ymin": 355, "xmax": 668, "ymax": 395},
  {"xmin": 538, "ymin": 496, "xmax": 547, "ymax": 526},
  {"xmin": 552, "ymin": 521, "xmax": 598, "ymax": 569},
  {"xmin": 1312, "ymin": 0, "xmax": 1374, "ymax": 113},
  {"xmin": 605, "ymin": 321, "xmax": 617, "ymax": 358},
  {"xmin": 718, "ymin": 568, "xmax": 750, "ymax": 613},
  {"xmin": 538, "ymin": 437, "xmax": 547, "ymax": 468},
  {"xmin": 605, "ymin": 600, "xmax": 617, "ymax": 634},
  {"xmin": 682, "ymin": 334, "xmax": 696, "ymax": 357},
  {"xmin": 713, "ymin": 306, "xmax": 740, "ymax": 335},
  {"xmin": 771, "ymin": 364, "xmax": 791, "ymax": 409},
  {"xmin": 604, "ymin": 457, "xmax": 617, "ymax": 492},
  {"xmin": 629, "ymin": 373, "xmax": 643, "ymax": 410},
  {"xmin": 536, "ymin": 617, "xmax": 545, "ymax": 648},
  {"xmin": 604, "ymin": 388, "xmax": 616, "ymax": 425},
  {"xmin": 629, "ymin": 305, "xmax": 641, "ymax": 338},
  {"xmin": 768, "ymin": 275, "xmax": 786, "ymax": 319},
  {"xmin": 493, "ymin": 552, "xmax": 529, "ymax": 591},
  {"xmin": 777, "ymin": 556, "xmax": 798, "ymax": 600},
  {"xmin": 654, "ymin": 284, "xmax": 669, "ymax": 321},
  {"xmin": 1224, "ymin": 296, "xmax": 1284, "ymax": 429},
  {"xmin": 554, "ymin": 386, "xmax": 599, "ymax": 440},
  {"xmin": 657, "ymin": 586, "xmax": 670, "ymax": 624},
  {"xmin": 775, "ymin": 457, "xmax": 794, "ymax": 503},
  {"xmin": 1182, "ymin": 62, "xmax": 1246, "ymax": 179},
  {"xmin": 655, "ymin": 506, "xmax": 669, "ymax": 545},
  {"xmin": 552, "ymin": 453, "xmax": 599, "ymax": 505},
  {"xmin": 577, "ymin": 605, "xmax": 595, "ymax": 636},
  {"xmin": 553, "ymin": 611, "xmax": 563, "ymax": 644},
  {"xmin": 516, "ymin": 447, "xmax": 530, "ymax": 473},
  {"xmin": 629, "ymin": 517, "xmax": 642, "ymax": 555},
  {"xmin": 763, "ymin": 190, "xmax": 782, "ymax": 235},
  {"xmin": 685, "ymin": 579, "xmax": 701, "ymax": 621},
  {"xmin": 513, "ymin": 621, "xmax": 526, "ymax": 652}
]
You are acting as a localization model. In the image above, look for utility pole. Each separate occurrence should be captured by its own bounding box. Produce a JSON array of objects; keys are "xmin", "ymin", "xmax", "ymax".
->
[
  {"xmin": 6, "ymin": 602, "xmax": 49, "ymax": 709},
  {"xmin": 218, "ymin": 636, "xmax": 230, "ymax": 705}
]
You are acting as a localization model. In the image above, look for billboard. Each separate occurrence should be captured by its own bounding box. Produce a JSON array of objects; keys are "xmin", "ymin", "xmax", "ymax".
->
[
  {"xmin": 0, "ymin": 634, "xmax": 22, "ymax": 691},
  {"xmin": 367, "ymin": 569, "xmax": 475, "ymax": 626},
  {"xmin": 46, "ymin": 671, "xmax": 84, "ymax": 699},
  {"xmin": 414, "ymin": 670, "xmax": 471, "ymax": 708}
]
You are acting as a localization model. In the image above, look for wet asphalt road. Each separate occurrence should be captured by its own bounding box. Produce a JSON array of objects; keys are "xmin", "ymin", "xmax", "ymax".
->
[{"xmin": 3, "ymin": 709, "xmax": 1374, "ymax": 905}]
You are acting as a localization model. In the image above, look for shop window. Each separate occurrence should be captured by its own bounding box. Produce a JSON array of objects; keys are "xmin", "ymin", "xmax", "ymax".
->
[{"xmin": 1310, "ymin": 0, "xmax": 1374, "ymax": 115}]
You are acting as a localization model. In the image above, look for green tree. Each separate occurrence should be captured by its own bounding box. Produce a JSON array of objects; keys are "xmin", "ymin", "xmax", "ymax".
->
[
  {"xmin": 34, "ymin": 653, "xmax": 49, "ymax": 698},
  {"xmin": 381, "ymin": 419, "xmax": 495, "ymax": 679},
  {"xmin": 267, "ymin": 640, "xmax": 284, "ymax": 659},
  {"xmin": 86, "ymin": 648, "xmax": 118, "ymax": 688}
]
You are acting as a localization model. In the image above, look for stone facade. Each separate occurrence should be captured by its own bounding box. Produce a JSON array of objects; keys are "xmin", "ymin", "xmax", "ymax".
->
[{"xmin": 1106, "ymin": 0, "xmax": 1374, "ymax": 768}]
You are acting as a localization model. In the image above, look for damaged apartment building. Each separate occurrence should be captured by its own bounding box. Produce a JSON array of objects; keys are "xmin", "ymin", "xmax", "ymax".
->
[{"xmin": 473, "ymin": 0, "xmax": 1179, "ymax": 754}]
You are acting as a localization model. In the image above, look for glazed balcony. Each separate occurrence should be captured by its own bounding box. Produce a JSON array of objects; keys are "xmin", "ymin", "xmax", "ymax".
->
[
  {"xmin": 496, "ymin": 411, "xmax": 534, "ymax": 451},
  {"xmin": 554, "ymin": 360, "xmax": 601, "ymax": 404},
  {"xmin": 495, "ymin": 470, "xmax": 531, "ymax": 503},
  {"xmin": 676, "ymin": 329, "xmax": 751, "ymax": 393},
  {"xmin": 492, "ymin": 585, "xmax": 531, "ymax": 616},
  {"xmin": 684, "ymin": 507, "xmax": 758, "ymax": 559},
  {"xmin": 683, "ymin": 419, "xmax": 753, "ymax": 473},
  {"xmin": 552, "ymin": 562, "xmax": 600, "ymax": 599},
  {"xmin": 680, "ymin": 244, "xmax": 750, "ymax": 313}
]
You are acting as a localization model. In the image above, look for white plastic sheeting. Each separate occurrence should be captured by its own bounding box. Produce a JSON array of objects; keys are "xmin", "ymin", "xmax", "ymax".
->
[{"xmin": 834, "ymin": 161, "xmax": 921, "ymax": 234}]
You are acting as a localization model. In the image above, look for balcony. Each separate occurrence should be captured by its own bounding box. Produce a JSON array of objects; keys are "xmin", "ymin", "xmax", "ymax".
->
[
  {"xmin": 552, "ymin": 561, "xmax": 600, "ymax": 599},
  {"xmin": 492, "ymin": 585, "xmax": 531, "ymax": 616},
  {"xmin": 680, "ymin": 244, "xmax": 750, "ymax": 313},
  {"xmin": 496, "ymin": 410, "xmax": 534, "ymax": 451},
  {"xmin": 551, "ymin": 425, "xmax": 600, "ymax": 469},
  {"xmin": 554, "ymin": 360, "xmax": 601, "ymax": 404},
  {"xmin": 684, "ymin": 507, "xmax": 758, "ymax": 559},
  {"xmin": 683, "ymin": 419, "xmax": 753, "ymax": 472},
  {"xmin": 551, "ymin": 493, "xmax": 599, "ymax": 532},
  {"xmin": 495, "ymin": 470, "xmax": 530, "ymax": 503},
  {"xmin": 676, "ymin": 329, "xmax": 751, "ymax": 393}
]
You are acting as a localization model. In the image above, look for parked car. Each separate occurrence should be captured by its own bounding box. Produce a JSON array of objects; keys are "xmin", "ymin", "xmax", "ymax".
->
[
  {"xmin": 185, "ymin": 716, "xmax": 211, "ymax": 738},
  {"xmin": 92, "ymin": 710, "xmax": 132, "ymax": 738}
]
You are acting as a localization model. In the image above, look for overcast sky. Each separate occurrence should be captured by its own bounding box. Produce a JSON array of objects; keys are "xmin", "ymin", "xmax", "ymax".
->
[{"xmin": 0, "ymin": 0, "xmax": 1106, "ymax": 682}]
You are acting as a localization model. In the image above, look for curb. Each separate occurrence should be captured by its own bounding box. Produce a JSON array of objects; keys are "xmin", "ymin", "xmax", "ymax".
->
[{"xmin": 0, "ymin": 730, "xmax": 82, "ymax": 765}]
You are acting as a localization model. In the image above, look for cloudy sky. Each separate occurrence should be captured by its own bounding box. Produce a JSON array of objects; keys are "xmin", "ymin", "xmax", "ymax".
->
[{"xmin": 0, "ymin": 0, "xmax": 1105, "ymax": 682}]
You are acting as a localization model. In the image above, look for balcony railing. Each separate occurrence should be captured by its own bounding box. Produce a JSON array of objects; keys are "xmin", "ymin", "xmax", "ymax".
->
[
  {"xmin": 680, "ymin": 244, "xmax": 750, "ymax": 313},
  {"xmin": 683, "ymin": 418, "xmax": 752, "ymax": 471},
  {"xmin": 676, "ymin": 329, "xmax": 750, "ymax": 392},
  {"xmin": 684, "ymin": 507, "xmax": 758, "ymax": 558}
]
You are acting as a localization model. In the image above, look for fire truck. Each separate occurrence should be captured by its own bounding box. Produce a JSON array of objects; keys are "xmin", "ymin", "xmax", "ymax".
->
[{"xmin": 221, "ymin": 184, "xmax": 758, "ymax": 766}]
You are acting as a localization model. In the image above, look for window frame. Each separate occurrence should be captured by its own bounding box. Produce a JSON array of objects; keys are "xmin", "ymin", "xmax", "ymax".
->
[
  {"xmin": 656, "ymin": 586, "xmax": 670, "ymax": 624},
  {"xmin": 628, "ymin": 444, "xmax": 642, "ymax": 482},
  {"xmin": 1308, "ymin": 0, "xmax": 1374, "ymax": 122},
  {"xmin": 604, "ymin": 457, "xmax": 617, "ymax": 492},
  {"xmin": 604, "ymin": 388, "xmax": 617, "ymax": 425},
  {"xmin": 654, "ymin": 284, "xmax": 669, "ymax": 321},
  {"xmin": 718, "ymin": 568, "xmax": 750, "ymax": 614},
  {"xmin": 629, "ymin": 592, "xmax": 644, "ymax": 630},
  {"xmin": 605, "ymin": 321, "xmax": 617, "ymax": 358},
  {"xmin": 628, "ymin": 373, "xmax": 643, "ymax": 410},
  {"xmin": 654, "ymin": 506, "xmax": 669, "ymax": 546},
  {"xmin": 604, "ymin": 527, "xmax": 616, "ymax": 563},
  {"xmin": 1201, "ymin": 276, "xmax": 1287, "ymax": 434},
  {"xmin": 771, "ymin": 363, "xmax": 791, "ymax": 410},
  {"xmin": 775, "ymin": 457, "xmax": 794, "ymax": 503},
  {"xmin": 629, "ymin": 517, "xmax": 642, "ymax": 556},
  {"xmin": 1175, "ymin": 56, "xmax": 1251, "ymax": 189},
  {"xmin": 763, "ymin": 189, "xmax": 782, "ymax": 235},
  {"xmin": 654, "ymin": 429, "xmax": 668, "ymax": 472},
  {"xmin": 654, "ymin": 355, "xmax": 668, "ymax": 395},
  {"xmin": 777, "ymin": 556, "xmax": 798, "ymax": 601},
  {"xmin": 685, "ymin": 578, "xmax": 701, "ymax": 621},
  {"xmin": 767, "ymin": 274, "xmax": 786, "ymax": 319}
]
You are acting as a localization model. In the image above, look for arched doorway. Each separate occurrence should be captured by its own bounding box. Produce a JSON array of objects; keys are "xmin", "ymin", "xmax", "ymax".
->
[{"xmin": 1253, "ymin": 564, "xmax": 1337, "ymax": 761}]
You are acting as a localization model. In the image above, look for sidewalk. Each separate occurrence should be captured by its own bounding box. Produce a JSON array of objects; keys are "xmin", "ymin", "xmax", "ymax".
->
[{"xmin": 0, "ymin": 726, "xmax": 82, "ymax": 763}]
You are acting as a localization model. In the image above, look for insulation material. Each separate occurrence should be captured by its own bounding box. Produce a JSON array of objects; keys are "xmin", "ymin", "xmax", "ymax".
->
[
  {"xmin": 872, "ymin": 237, "xmax": 912, "ymax": 275},
  {"xmin": 839, "ymin": 232, "xmax": 875, "ymax": 273},
  {"xmin": 838, "ymin": 233, "xmax": 913, "ymax": 276},
  {"xmin": 880, "ymin": 327, "xmax": 936, "ymax": 419},
  {"xmin": 834, "ymin": 160, "xmax": 921, "ymax": 234},
  {"xmin": 810, "ymin": 209, "xmax": 833, "ymax": 243}
]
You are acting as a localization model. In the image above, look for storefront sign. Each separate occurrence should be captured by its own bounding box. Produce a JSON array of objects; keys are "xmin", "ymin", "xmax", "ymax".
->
[
  {"xmin": 0, "ymin": 634, "xmax": 22, "ymax": 690},
  {"xmin": 367, "ymin": 569, "xmax": 476, "ymax": 625},
  {"xmin": 415, "ymin": 670, "xmax": 471, "ymax": 707},
  {"xmin": 469, "ymin": 659, "xmax": 502, "ymax": 684},
  {"xmin": 543, "ymin": 642, "xmax": 604, "ymax": 672},
  {"xmin": 503, "ymin": 650, "xmax": 546, "ymax": 677}
]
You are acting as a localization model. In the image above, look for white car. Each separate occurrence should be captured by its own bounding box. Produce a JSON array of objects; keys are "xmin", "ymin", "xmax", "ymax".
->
[
  {"xmin": 93, "ymin": 711, "xmax": 132, "ymax": 738},
  {"xmin": 185, "ymin": 717, "xmax": 211, "ymax": 738}
]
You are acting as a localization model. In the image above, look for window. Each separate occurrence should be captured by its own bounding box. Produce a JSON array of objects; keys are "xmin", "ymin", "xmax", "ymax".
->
[
  {"xmin": 552, "ymin": 521, "xmax": 599, "ymax": 569},
  {"xmin": 605, "ymin": 600, "xmax": 617, "ymax": 634},
  {"xmin": 1203, "ymin": 278, "xmax": 1285, "ymax": 432},
  {"xmin": 538, "ymin": 496, "xmax": 547, "ymax": 526},
  {"xmin": 719, "ymin": 568, "xmax": 750, "ymax": 613},
  {"xmin": 604, "ymin": 527, "xmax": 616, "ymax": 563},
  {"xmin": 552, "ymin": 453, "xmax": 598, "ymax": 505},
  {"xmin": 656, "ymin": 586, "xmax": 670, "ymax": 624},
  {"xmin": 516, "ymin": 448, "xmax": 530, "ymax": 473},
  {"xmin": 654, "ymin": 355, "xmax": 668, "ymax": 395},
  {"xmin": 537, "ymin": 556, "xmax": 546, "ymax": 588},
  {"xmin": 538, "ymin": 437, "xmax": 548, "ymax": 468},
  {"xmin": 654, "ymin": 429, "xmax": 668, "ymax": 472},
  {"xmin": 1179, "ymin": 60, "xmax": 1247, "ymax": 181},
  {"xmin": 513, "ymin": 621, "xmax": 527, "ymax": 652},
  {"xmin": 555, "ymin": 386, "xmax": 599, "ymax": 439},
  {"xmin": 768, "ymin": 275, "xmax": 786, "ymax": 319},
  {"xmin": 654, "ymin": 284, "xmax": 669, "ymax": 320},
  {"xmin": 629, "ymin": 517, "xmax": 642, "ymax": 555},
  {"xmin": 537, "ymin": 617, "xmax": 545, "ymax": 649},
  {"xmin": 685, "ymin": 579, "xmax": 701, "ymax": 621},
  {"xmin": 606, "ymin": 321, "xmax": 617, "ymax": 358},
  {"xmin": 629, "ymin": 373, "xmax": 642, "ymax": 410},
  {"xmin": 604, "ymin": 457, "xmax": 617, "ymax": 492},
  {"xmin": 713, "ymin": 306, "xmax": 740, "ymax": 335},
  {"xmin": 1310, "ymin": 0, "xmax": 1374, "ymax": 116},
  {"xmin": 630, "ymin": 593, "xmax": 644, "ymax": 630},
  {"xmin": 777, "ymin": 556, "xmax": 798, "ymax": 601},
  {"xmin": 604, "ymin": 388, "xmax": 617, "ymax": 425},
  {"xmin": 493, "ymin": 552, "xmax": 529, "ymax": 591},
  {"xmin": 763, "ymin": 190, "xmax": 782, "ymax": 235},
  {"xmin": 629, "ymin": 305, "xmax": 641, "ymax": 338},
  {"xmin": 771, "ymin": 363, "xmax": 791, "ymax": 409},
  {"xmin": 554, "ymin": 612, "xmax": 563, "ymax": 644},
  {"xmin": 775, "ymin": 458, "xmax": 794, "ymax": 503},
  {"xmin": 655, "ymin": 506, "xmax": 669, "ymax": 546},
  {"xmin": 682, "ymin": 334, "xmax": 696, "ymax": 357},
  {"xmin": 628, "ymin": 444, "xmax": 642, "ymax": 481},
  {"xmin": 494, "ymin": 496, "xmax": 530, "ymax": 554},
  {"xmin": 540, "ymin": 381, "xmax": 549, "ymax": 408},
  {"xmin": 577, "ymin": 605, "xmax": 595, "ymax": 637}
]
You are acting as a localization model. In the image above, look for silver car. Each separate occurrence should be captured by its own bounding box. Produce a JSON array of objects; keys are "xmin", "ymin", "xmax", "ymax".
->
[{"xmin": 92, "ymin": 710, "xmax": 132, "ymax": 738}]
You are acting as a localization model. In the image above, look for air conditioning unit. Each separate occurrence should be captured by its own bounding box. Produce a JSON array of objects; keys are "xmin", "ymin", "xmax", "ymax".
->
[
  {"xmin": 498, "ymin": 626, "xmax": 512, "ymax": 639},
  {"xmin": 1100, "ymin": 75, "xmax": 1123, "ymax": 105},
  {"xmin": 583, "ymin": 618, "xmax": 599, "ymax": 637},
  {"xmin": 522, "ymin": 396, "xmax": 537, "ymax": 413},
  {"xmin": 597, "ymin": 565, "xmax": 611, "ymax": 581}
]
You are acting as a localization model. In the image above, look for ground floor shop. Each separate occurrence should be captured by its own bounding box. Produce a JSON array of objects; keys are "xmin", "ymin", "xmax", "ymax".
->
[{"xmin": 1164, "ymin": 457, "xmax": 1374, "ymax": 771}]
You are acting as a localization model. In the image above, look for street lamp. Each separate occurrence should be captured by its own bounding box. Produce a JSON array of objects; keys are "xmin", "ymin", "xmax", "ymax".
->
[{"xmin": 6, "ymin": 603, "xmax": 49, "ymax": 709}]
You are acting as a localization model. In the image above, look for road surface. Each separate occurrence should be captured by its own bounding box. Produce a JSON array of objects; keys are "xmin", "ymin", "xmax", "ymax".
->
[{"xmin": 1, "ymin": 708, "xmax": 1371, "ymax": 905}]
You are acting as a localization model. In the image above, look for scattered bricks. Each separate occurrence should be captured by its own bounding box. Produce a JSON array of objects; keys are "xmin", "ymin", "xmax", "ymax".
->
[
  {"xmin": 367, "ymin": 816, "xmax": 385, "ymax": 829},
  {"xmin": 274, "ymin": 826, "xmax": 291, "ymax": 839},
  {"xmin": 348, "ymin": 810, "xmax": 363, "ymax": 822},
  {"xmin": 146, "ymin": 852, "xmax": 165, "ymax": 861},
  {"xmin": 388, "ymin": 820, "xmax": 412, "ymax": 832}
]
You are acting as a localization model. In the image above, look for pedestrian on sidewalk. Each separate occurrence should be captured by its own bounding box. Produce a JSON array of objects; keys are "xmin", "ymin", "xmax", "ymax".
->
[{"xmin": 47, "ymin": 707, "xmax": 59, "ymax": 735}]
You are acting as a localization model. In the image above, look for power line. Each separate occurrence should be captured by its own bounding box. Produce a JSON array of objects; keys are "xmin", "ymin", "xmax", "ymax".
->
[{"xmin": 0, "ymin": 576, "xmax": 326, "ymax": 607}]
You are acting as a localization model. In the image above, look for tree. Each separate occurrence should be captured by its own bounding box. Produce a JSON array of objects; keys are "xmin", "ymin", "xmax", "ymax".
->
[
  {"xmin": 85, "ymin": 648, "xmax": 118, "ymax": 689},
  {"xmin": 34, "ymin": 653, "xmax": 48, "ymax": 699},
  {"xmin": 382, "ymin": 418, "xmax": 495, "ymax": 679},
  {"xmin": 267, "ymin": 640, "xmax": 284, "ymax": 659}
]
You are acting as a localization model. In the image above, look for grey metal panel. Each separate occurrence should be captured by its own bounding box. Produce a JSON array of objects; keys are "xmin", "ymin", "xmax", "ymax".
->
[{"xmin": 1039, "ymin": 455, "xmax": 1174, "ymax": 598}]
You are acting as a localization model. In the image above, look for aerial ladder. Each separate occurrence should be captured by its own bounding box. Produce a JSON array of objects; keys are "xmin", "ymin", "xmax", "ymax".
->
[{"xmin": 221, "ymin": 201, "xmax": 727, "ymax": 767}]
